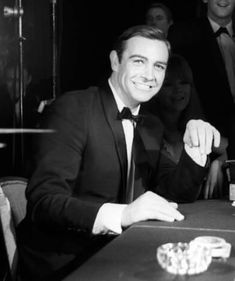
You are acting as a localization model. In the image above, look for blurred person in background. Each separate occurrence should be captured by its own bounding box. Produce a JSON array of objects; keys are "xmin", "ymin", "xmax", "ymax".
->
[
  {"xmin": 145, "ymin": 2, "xmax": 173, "ymax": 37},
  {"xmin": 143, "ymin": 54, "xmax": 228, "ymax": 199},
  {"xmin": 168, "ymin": 0, "xmax": 235, "ymax": 159}
]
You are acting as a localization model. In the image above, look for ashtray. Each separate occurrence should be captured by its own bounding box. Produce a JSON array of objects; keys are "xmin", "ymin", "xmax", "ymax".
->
[
  {"xmin": 156, "ymin": 242, "xmax": 212, "ymax": 275},
  {"xmin": 192, "ymin": 236, "xmax": 231, "ymax": 259}
]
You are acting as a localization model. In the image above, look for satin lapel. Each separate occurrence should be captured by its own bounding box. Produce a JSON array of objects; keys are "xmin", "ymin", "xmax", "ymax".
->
[{"xmin": 99, "ymin": 82, "xmax": 127, "ymax": 200}]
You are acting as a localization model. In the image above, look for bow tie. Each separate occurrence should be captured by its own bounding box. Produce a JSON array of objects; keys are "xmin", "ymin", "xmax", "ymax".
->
[
  {"xmin": 214, "ymin": 26, "xmax": 229, "ymax": 37},
  {"xmin": 117, "ymin": 107, "xmax": 143, "ymax": 124}
]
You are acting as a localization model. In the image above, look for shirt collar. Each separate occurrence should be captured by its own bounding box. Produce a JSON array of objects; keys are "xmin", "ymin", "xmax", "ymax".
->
[
  {"xmin": 108, "ymin": 79, "xmax": 140, "ymax": 115},
  {"xmin": 208, "ymin": 17, "xmax": 233, "ymax": 37}
]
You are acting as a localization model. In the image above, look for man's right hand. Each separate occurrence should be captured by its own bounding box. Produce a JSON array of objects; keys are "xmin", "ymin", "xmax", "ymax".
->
[{"xmin": 121, "ymin": 191, "xmax": 184, "ymax": 228}]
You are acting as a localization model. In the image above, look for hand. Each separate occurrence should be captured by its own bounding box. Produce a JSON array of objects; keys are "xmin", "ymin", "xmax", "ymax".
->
[
  {"xmin": 183, "ymin": 120, "xmax": 220, "ymax": 155},
  {"xmin": 203, "ymin": 159, "xmax": 224, "ymax": 199},
  {"xmin": 121, "ymin": 191, "xmax": 184, "ymax": 228}
]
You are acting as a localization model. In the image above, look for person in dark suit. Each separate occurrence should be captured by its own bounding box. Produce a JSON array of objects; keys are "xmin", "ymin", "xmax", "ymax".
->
[
  {"xmin": 168, "ymin": 0, "xmax": 235, "ymax": 159},
  {"xmin": 17, "ymin": 25, "xmax": 220, "ymax": 281}
]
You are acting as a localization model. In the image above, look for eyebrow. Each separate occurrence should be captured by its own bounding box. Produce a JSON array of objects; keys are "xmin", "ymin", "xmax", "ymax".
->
[{"xmin": 129, "ymin": 54, "xmax": 168, "ymax": 66}]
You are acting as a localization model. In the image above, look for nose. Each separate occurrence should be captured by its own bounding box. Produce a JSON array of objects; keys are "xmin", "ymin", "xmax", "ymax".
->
[{"xmin": 143, "ymin": 65, "xmax": 155, "ymax": 81}]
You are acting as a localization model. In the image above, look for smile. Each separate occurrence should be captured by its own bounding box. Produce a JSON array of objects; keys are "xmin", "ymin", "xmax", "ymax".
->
[
  {"xmin": 133, "ymin": 81, "xmax": 156, "ymax": 91},
  {"xmin": 217, "ymin": 1, "xmax": 229, "ymax": 7}
]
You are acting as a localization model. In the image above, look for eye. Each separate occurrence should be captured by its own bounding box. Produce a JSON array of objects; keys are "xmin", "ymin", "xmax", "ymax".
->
[
  {"xmin": 180, "ymin": 81, "xmax": 190, "ymax": 86},
  {"xmin": 155, "ymin": 63, "xmax": 166, "ymax": 71},
  {"xmin": 133, "ymin": 59, "xmax": 145, "ymax": 65}
]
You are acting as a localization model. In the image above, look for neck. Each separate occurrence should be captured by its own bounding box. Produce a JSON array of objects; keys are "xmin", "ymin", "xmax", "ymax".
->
[{"xmin": 208, "ymin": 13, "xmax": 232, "ymax": 27}]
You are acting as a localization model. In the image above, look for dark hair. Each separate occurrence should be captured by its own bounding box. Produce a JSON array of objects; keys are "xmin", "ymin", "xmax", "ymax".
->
[
  {"xmin": 164, "ymin": 54, "xmax": 193, "ymax": 86},
  {"xmin": 143, "ymin": 53, "xmax": 204, "ymax": 131},
  {"xmin": 145, "ymin": 2, "xmax": 173, "ymax": 23},
  {"xmin": 164, "ymin": 54, "xmax": 204, "ymax": 130},
  {"xmin": 112, "ymin": 24, "xmax": 171, "ymax": 62}
]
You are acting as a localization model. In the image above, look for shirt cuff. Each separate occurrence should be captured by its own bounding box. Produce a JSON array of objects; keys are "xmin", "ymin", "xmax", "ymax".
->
[
  {"xmin": 184, "ymin": 144, "xmax": 207, "ymax": 167},
  {"xmin": 92, "ymin": 203, "xmax": 127, "ymax": 235}
]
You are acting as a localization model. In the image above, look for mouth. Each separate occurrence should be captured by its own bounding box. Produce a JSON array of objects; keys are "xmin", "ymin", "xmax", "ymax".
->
[
  {"xmin": 173, "ymin": 95, "xmax": 185, "ymax": 102},
  {"xmin": 133, "ymin": 81, "xmax": 156, "ymax": 91},
  {"xmin": 217, "ymin": 1, "xmax": 230, "ymax": 8}
]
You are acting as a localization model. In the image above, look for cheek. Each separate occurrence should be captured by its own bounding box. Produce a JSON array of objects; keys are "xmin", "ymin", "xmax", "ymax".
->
[
  {"xmin": 184, "ymin": 86, "xmax": 191, "ymax": 95},
  {"xmin": 158, "ymin": 72, "xmax": 166, "ymax": 85}
]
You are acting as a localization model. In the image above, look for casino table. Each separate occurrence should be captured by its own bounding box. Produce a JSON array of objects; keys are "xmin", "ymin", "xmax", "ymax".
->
[{"xmin": 63, "ymin": 200, "xmax": 235, "ymax": 281}]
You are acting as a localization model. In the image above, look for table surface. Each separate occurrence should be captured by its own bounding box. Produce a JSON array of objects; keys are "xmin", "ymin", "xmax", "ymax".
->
[{"xmin": 63, "ymin": 200, "xmax": 235, "ymax": 281}]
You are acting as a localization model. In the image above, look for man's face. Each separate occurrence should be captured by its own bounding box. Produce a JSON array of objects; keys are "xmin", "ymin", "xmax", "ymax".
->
[
  {"xmin": 146, "ymin": 7, "xmax": 172, "ymax": 36},
  {"xmin": 110, "ymin": 36, "xmax": 169, "ymax": 108},
  {"xmin": 203, "ymin": 0, "xmax": 235, "ymax": 22}
]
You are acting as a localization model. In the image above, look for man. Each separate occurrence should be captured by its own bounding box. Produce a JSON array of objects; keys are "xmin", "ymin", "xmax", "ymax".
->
[
  {"xmin": 145, "ymin": 2, "xmax": 173, "ymax": 37},
  {"xmin": 168, "ymin": 0, "xmax": 235, "ymax": 158},
  {"xmin": 17, "ymin": 25, "xmax": 220, "ymax": 281}
]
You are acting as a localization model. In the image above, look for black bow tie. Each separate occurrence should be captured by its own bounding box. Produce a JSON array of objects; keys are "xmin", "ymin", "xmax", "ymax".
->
[
  {"xmin": 214, "ymin": 26, "xmax": 229, "ymax": 37},
  {"xmin": 117, "ymin": 107, "xmax": 143, "ymax": 124}
]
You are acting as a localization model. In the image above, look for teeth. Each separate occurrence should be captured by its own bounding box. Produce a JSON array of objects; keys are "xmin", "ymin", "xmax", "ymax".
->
[
  {"xmin": 217, "ymin": 2, "xmax": 229, "ymax": 7},
  {"xmin": 133, "ymin": 82, "xmax": 155, "ymax": 90}
]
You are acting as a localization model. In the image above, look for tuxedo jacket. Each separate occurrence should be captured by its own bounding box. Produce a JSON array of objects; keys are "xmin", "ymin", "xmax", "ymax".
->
[
  {"xmin": 17, "ymin": 82, "xmax": 207, "ymax": 280},
  {"xmin": 168, "ymin": 18, "xmax": 235, "ymax": 138}
]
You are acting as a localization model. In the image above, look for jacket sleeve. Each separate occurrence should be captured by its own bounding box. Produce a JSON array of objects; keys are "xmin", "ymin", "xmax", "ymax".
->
[
  {"xmin": 154, "ymin": 147, "xmax": 208, "ymax": 203},
  {"xmin": 26, "ymin": 92, "xmax": 102, "ymax": 232}
]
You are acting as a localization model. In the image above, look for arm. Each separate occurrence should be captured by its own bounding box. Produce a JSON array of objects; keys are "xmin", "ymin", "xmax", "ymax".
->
[
  {"xmin": 154, "ymin": 120, "xmax": 220, "ymax": 202},
  {"xmin": 26, "ymin": 93, "xmax": 102, "ymax": 232}
]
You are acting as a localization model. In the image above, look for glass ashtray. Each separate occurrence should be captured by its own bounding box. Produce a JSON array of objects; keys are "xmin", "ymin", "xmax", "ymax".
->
[{"xmin": 156, "ymin": 242, "xmax": 212, "ymax": 275}]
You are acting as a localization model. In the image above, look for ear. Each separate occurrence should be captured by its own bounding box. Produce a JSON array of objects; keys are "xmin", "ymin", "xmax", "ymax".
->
[{"xmin": 109, "ymin": 50, "xmax": 119, "ymax": 72}]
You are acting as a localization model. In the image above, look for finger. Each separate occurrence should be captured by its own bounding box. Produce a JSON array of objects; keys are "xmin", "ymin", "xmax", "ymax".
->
[
  {"xmin": 161, "ymin": 206, "xmax": 184, "ymax": 221},
  {"xmin": 212, "ymin": 127, "xmax": 221, "ymax": 148},
  {"xmin": 188, "ymin": 121, "xmax": 199, "ymax": 147},
  {"xmin": 205, "ymin": 124, "xmax": 213, "ymax": 155},
  {"xmin": 197, "ymin": 123, "xmax": 206, "ymax": 154},
  {"xmin": 169, "ymin": 202, "xmax": 178, "ymax": 209},
  {"xmin": 155, "ymin": 213, "xmax": 175, "ymax": 222},
  {"xmin": 183, "ymin": 128, "xmax": 192, "ymax": 147}
]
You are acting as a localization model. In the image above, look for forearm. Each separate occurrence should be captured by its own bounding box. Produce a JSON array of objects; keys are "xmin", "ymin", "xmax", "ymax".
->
[{"xmin": 155, "ymin": 149, "xmax": 208, "ymax": 203}]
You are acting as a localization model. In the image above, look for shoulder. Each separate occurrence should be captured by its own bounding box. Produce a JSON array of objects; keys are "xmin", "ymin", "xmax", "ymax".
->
[
  {"xmin": 40, "ymin": 86, "xmax": 102, "ymax": 128},
  {"xmin": 48, "ymin": 87, "xmax": 100, "ymax": 113}
]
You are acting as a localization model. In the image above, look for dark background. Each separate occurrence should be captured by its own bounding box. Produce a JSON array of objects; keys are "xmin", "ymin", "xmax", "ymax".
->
[
  {"xmin": 60, "ymin": 0, "xmax": 204, "ymax": 92},
  {"xmin": 0, "ymin": 0, "xmax": 205, "ymax": 97}
]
